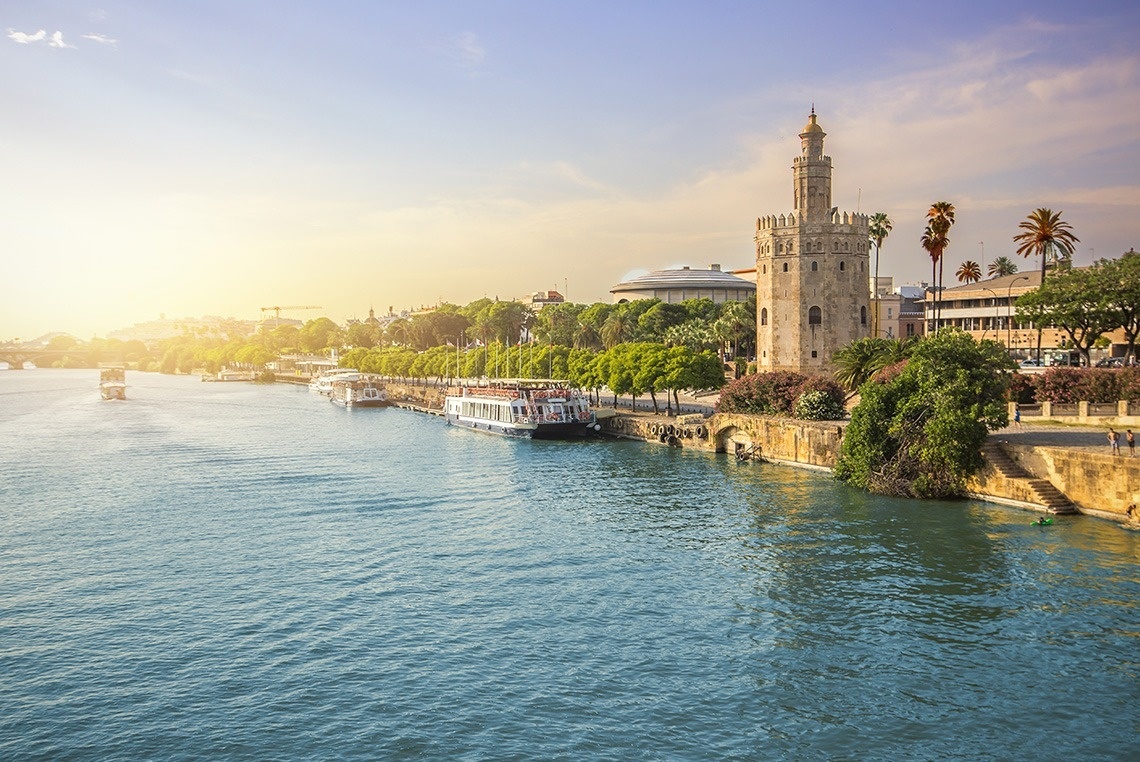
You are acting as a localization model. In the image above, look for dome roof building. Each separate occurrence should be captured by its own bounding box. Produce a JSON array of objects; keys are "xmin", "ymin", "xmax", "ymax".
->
[{"xmin": 610, "ymin": 264, "xmax": 755, "ymax": 304}]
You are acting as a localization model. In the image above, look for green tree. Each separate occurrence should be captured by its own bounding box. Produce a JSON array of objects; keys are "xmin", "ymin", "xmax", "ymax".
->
[
  {"xmin": 298, "ymin": 317, "xmax": 343, "ymax": 354},
  {"xmin": 1013, "ymin": 208, "xmax": 1079, "ymax": 363},
  {"xmin": 987, "ymin": 256, "xmax": 1018, "ymax": 277},
  {"xmin": 1016, "ymin": 265, "xmax": 1113, "ymax": 366},
  {"xmin": 922, "ymin": 201, "xmax": 955, "ymax": 329},
  {"xmin": 1096, "ymin": 249, "xmax": 1140, "ymax": 362},
  {"xmin": 956, "ymin": 260, "xmax": 981, "ymax": 284},
  {"xmin": 834, "ymin": 329, "xmax": 1014, "ymax": 498},
  {"xmin": 346, "ymin": 322, "xmax": 381, "ymax": 349},
  {"xmin": 868, "ymin": 212, "xmax": 893, "ymax": 338}
]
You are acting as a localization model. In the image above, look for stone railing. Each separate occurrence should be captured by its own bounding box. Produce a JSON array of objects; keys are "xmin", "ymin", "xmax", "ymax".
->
[{"xmin": 1011, "ymin": 400, "xmax": 1139, "ymax": 425}]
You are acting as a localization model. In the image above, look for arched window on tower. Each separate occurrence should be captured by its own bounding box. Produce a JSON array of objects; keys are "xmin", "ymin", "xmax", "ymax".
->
[
  {"xmin": 782, "ymin": 263, "xmax": 789, "ymax": 273},
  {"xmin": 839, "ymin": 261, "xmax": 846, "ymax": 271},
  {"xmin": 861, "ymin": 306, "xmax": 867, "ymax": 325},
  {"xmin": 811, "ymin": 261, "xmax": 818, "ymax": 271},
  {"xmin": 808, "ymin": 306, "xmax": 822, "ymax": 326},
  {"xmin": 760, "ymin": 308, "xmax": 768, "ymax": 326},
  {"xmin": 833, "ymin": 240, "xmax": 839, "ymax": 251}
]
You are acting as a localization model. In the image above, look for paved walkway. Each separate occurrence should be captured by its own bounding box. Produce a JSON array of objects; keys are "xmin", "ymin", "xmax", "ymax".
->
[{"xmin": 991, "ymin": 422, "xmax": 1134, "ymax": 455}]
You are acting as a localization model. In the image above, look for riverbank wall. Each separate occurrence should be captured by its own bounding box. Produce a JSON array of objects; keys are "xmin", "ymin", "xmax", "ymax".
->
[{"xmin": 381, "ymin": 382, "xmax": 1137, "ymax": 525}]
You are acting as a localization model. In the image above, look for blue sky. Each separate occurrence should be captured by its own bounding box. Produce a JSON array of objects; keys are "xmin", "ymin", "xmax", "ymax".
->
[{"xmin": 3, "ymin": 1, "xmax": 1139, "ymax": 339}]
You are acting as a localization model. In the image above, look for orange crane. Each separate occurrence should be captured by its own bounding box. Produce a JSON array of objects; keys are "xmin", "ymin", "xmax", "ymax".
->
[{"xmin": 260, "ymin": 305, "xmax": 322, "ymax": 326}]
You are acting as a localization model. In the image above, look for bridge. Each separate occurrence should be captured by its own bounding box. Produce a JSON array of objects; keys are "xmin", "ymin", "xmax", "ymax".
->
[{"xmin": 0, "ymin": 345, "xmax": 128, "ymax": 369}]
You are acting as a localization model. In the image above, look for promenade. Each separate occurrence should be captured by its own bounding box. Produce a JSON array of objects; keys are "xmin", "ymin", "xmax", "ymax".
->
[{"xmin": 992, "ymin": 421, "xmax": 1132, "ymax": 454}]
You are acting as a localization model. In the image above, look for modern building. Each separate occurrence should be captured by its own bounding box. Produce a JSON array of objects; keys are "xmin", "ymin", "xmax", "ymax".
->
[
  {"xmin": 754, "ymin": 110, "xmax": 871, "ymax": 374},
  {"xmin": 609, "ymin": 264, "xmax": 755, "ymax": 304}
]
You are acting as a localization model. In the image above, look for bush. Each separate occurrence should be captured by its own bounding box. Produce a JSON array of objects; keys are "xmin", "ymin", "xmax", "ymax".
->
[
  {"xmin": 716, "ymin": 371, "xmax": 845, "ymax": 419},
  {"xmin": 1008, "ymin": 372, "xmax": 1037, "ymax": 404},
  {"xmin": 835, "ymin": 329, "xmax": 1011, "ymax": 498},
  {"xmin": 793, "ymin": 389, "xmax": 846, "ymax": 420},
  {"xmin": 1035, "ymin": 367, "xmax": 1140, "ymax": 403}
]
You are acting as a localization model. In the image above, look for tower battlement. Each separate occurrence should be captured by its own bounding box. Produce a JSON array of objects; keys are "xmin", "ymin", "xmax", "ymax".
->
[{"xmin": 755, "ymin": 211, "xmax": 869, "ymax": 232}]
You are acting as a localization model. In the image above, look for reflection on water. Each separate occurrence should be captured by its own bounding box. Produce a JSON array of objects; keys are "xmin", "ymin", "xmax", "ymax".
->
[{"xmin": 0, "ymin": 370, "xmax": 1136, "ymax": 760}]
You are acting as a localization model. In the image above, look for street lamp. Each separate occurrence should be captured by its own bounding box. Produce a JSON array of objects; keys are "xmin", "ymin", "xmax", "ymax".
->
[
  {"xmin": 980, "ymin": 287, "xmax": 998, "ymax": 341},
  {"xmin": 1006, "ymin": 275, "xmax": 1030, "ymax": 357}
]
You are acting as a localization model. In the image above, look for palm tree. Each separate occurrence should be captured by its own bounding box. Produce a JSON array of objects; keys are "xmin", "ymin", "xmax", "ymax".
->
[
  {"xmin": 1013, "ymin": 207, "xmax": 1079, "ymax": 363},
  {"xmin": 868, "ymin": 212, "xmax": 893, "ymax": 338},
  {"xmin": 924, "ymin": 202, "xmax": 956, "ymax": 329},
  {"xmin": 956, "ymin": 260, "xmax": 982, "ymax": 284},
  {"xmin": 987, "ymin": 256, "xmax": 1018, "ymax": 278},
  {"xmin": 1013, "ymin": 208, "xmax": 1079, "ymax": 283}
]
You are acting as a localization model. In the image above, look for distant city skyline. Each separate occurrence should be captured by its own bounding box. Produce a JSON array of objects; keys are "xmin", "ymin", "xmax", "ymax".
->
[{"xmin": 3, "ymin": 1, "xmax": 1138, "ymax": 339}]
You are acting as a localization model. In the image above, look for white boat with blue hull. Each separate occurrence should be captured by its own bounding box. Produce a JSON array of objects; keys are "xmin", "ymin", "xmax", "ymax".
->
[
  {"xmin": 309, "ymin": 368, "xmax": 360, "ymax": 395},
  {"xmin": 445, "ymin": 379, "xmax": 601, "ymax": 439}
]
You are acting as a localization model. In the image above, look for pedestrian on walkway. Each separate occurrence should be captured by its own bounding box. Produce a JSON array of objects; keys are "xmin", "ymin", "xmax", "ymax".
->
[
  {"xmin": 1013, "ymin": 405, "xmax": 1022, "ymax": 429},
  {"xmin": 1127, "ymin": 429, "xmax": 1135, "ymax": 457},
  {"xmin": 1108, "ymin": 428, "xmax": 1121, "ymax": 456}
]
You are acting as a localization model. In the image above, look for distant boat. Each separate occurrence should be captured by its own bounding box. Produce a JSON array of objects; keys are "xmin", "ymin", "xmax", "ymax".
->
[
  {"xmin": 308, "ymin": 368, "xmax": 360, "ymax": 395},
  {"xmin": 201, "ymin": 369, "xmax": 255, "ymax": 382},
  {"xmin": 99, "ymin": 367, "xmax": 127, "ymax": 400},
  {"xmin": 329, "ymin": 378, "xmax": 390, "ymax": 408},
  {"xmin": 444, "ymin": 379, "xmax": 600, "ymax": 439}
]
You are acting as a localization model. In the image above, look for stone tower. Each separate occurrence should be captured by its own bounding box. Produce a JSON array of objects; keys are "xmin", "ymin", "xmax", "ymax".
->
[{"xmin": 754, "ymin": 110, "xmax": 870, "ymax": 374}]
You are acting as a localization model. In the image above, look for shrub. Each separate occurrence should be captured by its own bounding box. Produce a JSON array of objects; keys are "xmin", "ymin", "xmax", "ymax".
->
[
  {"xmin": 794, "ymin": 389, "xmax": 846, "ymax": 420},
  {"xmin": 1008, "ymin": 372, "xmax": 1038, "ymax": 404},
  {"xmin": 716, "ymin": 371, "xmax": 845, "ymax": 419}
]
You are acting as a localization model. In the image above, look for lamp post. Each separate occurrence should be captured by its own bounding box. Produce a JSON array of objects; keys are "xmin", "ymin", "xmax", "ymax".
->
[
  {"xmin": 1006, "ymin": 275, "xmax": 1030, "ymax": 357},
  {"xmin": 980, "ymin": 287, "xmax": 998, "ymax": 341}
]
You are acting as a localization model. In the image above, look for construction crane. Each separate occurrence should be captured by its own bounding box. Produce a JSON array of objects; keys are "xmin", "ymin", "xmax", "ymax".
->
[{"xmin": 260, "ymin": 305, "xmax": 322, "ymax": 327}]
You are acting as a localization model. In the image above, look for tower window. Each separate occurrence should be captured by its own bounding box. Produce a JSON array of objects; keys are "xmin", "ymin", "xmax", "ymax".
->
[
  {"xmin": 811, "ymin": 261, "xmax": 818, "ymax": 271},
  {"xmin": 760, "ymin": 308, "xmax": 768, "ymax": 326},
  {"xmin": 809, "ymin": 306, "xmax": 822, "ymax": 325},
  {"xmin": 783, "ymin": 263, "xmax": 789, "ymax": 273},
  {"xmin": 762, "ymin": 264, "xmax": 767, "ymax": 274},
  {"xmin": 860, "ymin": 306, "xmax": 867, "ymax": 325},
  {"xmin": 839, "ymin": 261, "xmax": 846, "ymax": 271}
]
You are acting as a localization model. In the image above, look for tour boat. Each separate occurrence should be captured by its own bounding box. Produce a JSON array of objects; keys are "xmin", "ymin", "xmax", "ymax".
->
[
  {"xmin": 444, "ymin": 379, "xmax": 600, "ymax": 439},
  {"xmin": 99, "ymin": 367, "xmax": 127, "ymax": 400},
  {"xmin": 329, "ymin": 378, "xmax": 390, "ymax": 408},
  {"xmin": 308, "ymin": 368, "xmax": 360, "ymax": 395}
]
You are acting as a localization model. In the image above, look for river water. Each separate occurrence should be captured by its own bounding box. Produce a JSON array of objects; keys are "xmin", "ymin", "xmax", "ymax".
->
[{"xmin": 1, "ymin": 370, "xmax": 1136, "ymax": 760}]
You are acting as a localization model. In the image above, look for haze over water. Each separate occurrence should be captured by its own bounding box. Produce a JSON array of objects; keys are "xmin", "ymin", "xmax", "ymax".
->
[{"xmin": 2, "ymin": 370, "xmax": 1137, "ymax": 760}]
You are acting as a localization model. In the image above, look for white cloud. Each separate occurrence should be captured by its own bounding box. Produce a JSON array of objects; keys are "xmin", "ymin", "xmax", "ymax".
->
[
  {"xmin": 82, "ymin": 33, "xmax": 118, "ymax": 47},
  {"xmin": 48, "ymin": 31, "xmax": 75, "ymax": 49},
  {"xmin": 7, "ymin": 28, "xmax": 46, "ymax": 44},
  {"xmin": 453, "ymin": 31, "xmax": 485, "ymax": 69}
]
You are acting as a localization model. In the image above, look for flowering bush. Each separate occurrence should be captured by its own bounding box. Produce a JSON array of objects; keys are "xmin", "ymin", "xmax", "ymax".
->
[
  {"xmin": 793, "ymin": 389, "xmax": 846, "ymax": 420},
  {"xmin": 1034, "ymin": 367, "xmax": 1140, "ymax": 403},
  {"xmin": 716, "ymin": 371, "xmax": 845, "ymax": 419}
]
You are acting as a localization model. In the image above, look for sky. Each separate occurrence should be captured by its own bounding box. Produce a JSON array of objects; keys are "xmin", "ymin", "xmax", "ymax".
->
[{"xmin": 3, "ymin": 1, "xmax": 1139, "ymax": 340}]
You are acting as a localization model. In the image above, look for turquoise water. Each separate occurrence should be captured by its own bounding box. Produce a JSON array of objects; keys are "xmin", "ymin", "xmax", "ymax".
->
[{"xmin": 1, "ymin": 370, "xmax": 1137, "ymax": 760}]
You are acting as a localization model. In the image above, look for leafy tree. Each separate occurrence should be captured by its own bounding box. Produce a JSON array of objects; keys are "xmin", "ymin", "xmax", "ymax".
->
[
  {"xmin": 956, "ymin": 260, "xmax": 981, "ymax": 284},
  {"xmin": 1096, "ymin": 249, "xmax": 1140, "ymax": 362},
  {"xmin": 638, "ymin": 302, "xmax": 689, "ymax": 342},
  {"xmin": 533, "ymin": 302, "xmax": 584, "ymax": 347},
  {"xmin": 988, "ymin": 256, "xmax": 1018, "ymax": 277},
  {"xmin": 346, "ymin": 322, "xmax": 381, "ymax": 349},
  {"xmin": 868, "ymin": 212, "xmax": 893, "ymax": 338},
  {"xmin": 834, "ymin": 329, "xmax": 1014, "ymax": 498},
  {"xmin": 298, "ymin": 317, "xmax": 343, "ymax": 354},
  {"xmin": 1015, "ymin": 266, "xmax": 1113, "ymax": 366}
]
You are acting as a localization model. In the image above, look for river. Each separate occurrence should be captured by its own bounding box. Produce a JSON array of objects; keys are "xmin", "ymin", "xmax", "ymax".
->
[{"xmin": 1, "ymin": 370, "xmax": 1136, "ymax": 760}]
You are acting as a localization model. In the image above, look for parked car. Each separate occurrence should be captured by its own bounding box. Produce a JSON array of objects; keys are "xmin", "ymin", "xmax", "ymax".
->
[
  {"xmin": 1020, "ymin": 359, "xmax": 1044, "ymax": 367},
  {"xmin": 1096, "ymin": 357, "xmax": 1124, "ymax": 367}
]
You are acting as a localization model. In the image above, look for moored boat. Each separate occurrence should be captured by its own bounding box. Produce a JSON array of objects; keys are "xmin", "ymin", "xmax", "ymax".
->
[
  {"xmin": 308, "ymin": 368, "xmax": 360, "ymax": 395},
  {"xmin": 444, "ymin": 379, "xmax": 600, "ymax": 439},
  {"xmin": 99, "ymin": 367, "xmax": 127, "ymax": 400},
  {"xmin": 330, "ymin": 378, "xmax": 390, "ymax": 408}
]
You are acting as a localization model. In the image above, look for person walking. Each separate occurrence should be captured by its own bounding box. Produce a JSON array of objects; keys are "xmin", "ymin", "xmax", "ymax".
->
[
  {"xmin": 1108, "ymin": 428, "xmax": 1121, "ymax": 456},
  {"xmin": 1127, "ymin": 429, "xmax": 1135, "ymax": 458},
  {"xmin": 1013, "ymin": 405, "xmax": 1022, "ymax": 429}
]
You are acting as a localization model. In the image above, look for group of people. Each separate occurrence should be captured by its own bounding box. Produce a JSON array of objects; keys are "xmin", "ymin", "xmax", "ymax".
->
[{"xmin": 1107, "ymin": 428, "xmax": 1135, "ymax": 457}]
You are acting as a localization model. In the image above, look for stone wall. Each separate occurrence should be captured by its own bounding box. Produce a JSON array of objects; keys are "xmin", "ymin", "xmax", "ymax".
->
[{"xmin": 1000, "ymin": 444, "xmax": 1140, "ymax": 521}]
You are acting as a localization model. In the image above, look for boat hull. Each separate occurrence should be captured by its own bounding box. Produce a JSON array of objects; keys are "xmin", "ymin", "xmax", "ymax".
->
[{"xmin": 445, "ymin": 414, "xmax": 593, "ymax": 439}]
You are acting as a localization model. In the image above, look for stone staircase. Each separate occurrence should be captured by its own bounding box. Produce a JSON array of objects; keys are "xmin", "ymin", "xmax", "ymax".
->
[{"xmin": 982, "ymin": 443, "xmax": 1077, "ymax": 513}]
